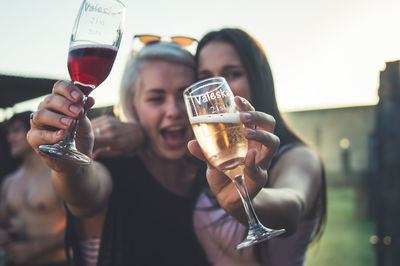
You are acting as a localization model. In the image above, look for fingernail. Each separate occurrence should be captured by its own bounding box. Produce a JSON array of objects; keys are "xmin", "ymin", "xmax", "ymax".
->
[
  {"xmin": 71, "ymin": 90, "xmax": 81, "ymax": 100},
  {"xmin": 241, "ymin": 113, "xmax": 252, "ymax": 123},
  {"xmin": 60, "ymin": 117, "xmax": 72, "ymax": 126},
  {"xmin": 244, "ymin": 128, "xmax": 255, "ymax": 137},
  {"xmin": 69, "ymin": 104, "xmax": 82, "ymax": 115}
]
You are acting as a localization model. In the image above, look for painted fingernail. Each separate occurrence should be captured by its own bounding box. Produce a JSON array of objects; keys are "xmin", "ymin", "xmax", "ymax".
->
[
  {"xmin": 245, "ymin": 128, "xmax": 255, "ymax": 137},
  {"xmin": 241, "ymin": 113, "xmax": 252, "ymax": 122},
  {"xmin": 71, "ymin": 90, "xmax": 81, "ymax": 100},
  {"xmin": 60, "ymin": 117, "xmax": 72, "ymax": 126},
  {"xmin": 69, "ymin": 104, "xmax": 82, "ymax": 115}
]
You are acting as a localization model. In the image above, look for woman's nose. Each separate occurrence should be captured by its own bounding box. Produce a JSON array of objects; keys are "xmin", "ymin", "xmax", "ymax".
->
[{"xmin": 166, "ymin": 98, "xmax": 184, "ymax": 118}]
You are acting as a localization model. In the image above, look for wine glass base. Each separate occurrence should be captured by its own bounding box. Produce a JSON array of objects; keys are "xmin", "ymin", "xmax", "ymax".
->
[
  {"xmin": 39, "ymin": 143, "xmax": 91, "ymax": 164},
  {"xmin": 235, "ymin": 224, "xmax": 286, "ymax": 250}
]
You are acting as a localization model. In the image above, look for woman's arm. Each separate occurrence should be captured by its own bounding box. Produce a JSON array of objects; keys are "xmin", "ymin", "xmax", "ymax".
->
[
  {"xmin": 27, "ymin": 81, "xmax": 112, "ymax": 218},
  {"xmin": 188, "ymin": 96, "xmax": 322, "ymax": 235},
  {"xmin": 252, "ymin": 146, "xmax": 322, "ymax": 235}
]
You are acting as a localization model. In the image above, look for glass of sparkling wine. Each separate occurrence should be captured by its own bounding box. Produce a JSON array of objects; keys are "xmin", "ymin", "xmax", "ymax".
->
[
  {"xmin": 39, "ymin": 0, "xmax": 125, "ymax": 164},
  {"xmin": 183, "ymin": 77, "xmax": 285, "ymax": 249}
]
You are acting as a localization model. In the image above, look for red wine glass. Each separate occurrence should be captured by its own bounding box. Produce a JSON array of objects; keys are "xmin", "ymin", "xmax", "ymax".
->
[{"xmin": 39, "ymin": 0, "xmax": 125, "ymax": 164}]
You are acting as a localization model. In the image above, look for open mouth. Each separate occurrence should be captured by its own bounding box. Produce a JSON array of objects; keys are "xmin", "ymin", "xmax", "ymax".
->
[{"xmin": 160, "ymin": 125, "xmax": 187, "ymax": 147}]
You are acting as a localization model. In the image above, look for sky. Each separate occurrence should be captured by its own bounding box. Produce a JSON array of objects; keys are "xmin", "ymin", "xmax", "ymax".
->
[{"xmin": 1, "ymin": 0, "xmax": 400, "ymax": 120}]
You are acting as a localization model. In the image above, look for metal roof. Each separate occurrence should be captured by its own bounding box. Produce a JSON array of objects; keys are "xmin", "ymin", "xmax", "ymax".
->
[{"xmin": 0, "ymin": 74, "xmax": 56, "ymax": 108}]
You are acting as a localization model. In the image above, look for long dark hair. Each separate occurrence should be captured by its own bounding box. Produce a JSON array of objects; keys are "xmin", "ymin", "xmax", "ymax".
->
[{"xmin": 195, "ymin": 28, "xmax": 326, "ymax": 242}]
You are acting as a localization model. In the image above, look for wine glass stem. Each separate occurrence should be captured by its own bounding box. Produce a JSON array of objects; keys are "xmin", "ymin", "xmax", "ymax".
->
[
  {"xmin": 233, "ymin": 175, "xmax": 261, "ymax": 228},
  {"xmin": 61, "ymin": 95, "xmax": 88, "ymax": 146}
]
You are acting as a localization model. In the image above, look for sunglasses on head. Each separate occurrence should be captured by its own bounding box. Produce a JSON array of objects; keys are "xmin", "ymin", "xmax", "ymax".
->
[{"xmin": 133, "ymin": 34, "xmax": 198, "ymax": 47}]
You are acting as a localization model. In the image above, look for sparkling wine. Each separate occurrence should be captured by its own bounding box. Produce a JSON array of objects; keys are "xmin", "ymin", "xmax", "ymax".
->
[
  {"xmin": 68, "ymin": 44, "xmax": 117, "ymax": 94},
  {"xmin": 190, "ymin": 113, "xmax": 248, "ymax": 179}
]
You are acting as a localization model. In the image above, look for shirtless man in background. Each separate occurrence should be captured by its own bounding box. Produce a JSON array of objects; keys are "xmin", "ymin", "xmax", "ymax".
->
[{"xmin": 0, "ymin": 111, "xmax": 67, "ymax": 266}]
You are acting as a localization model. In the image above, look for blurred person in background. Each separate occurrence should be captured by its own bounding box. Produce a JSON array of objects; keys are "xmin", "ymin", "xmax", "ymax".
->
[
  {"xmin": 0, "ymin": 111, "xmax": 67, "ymax": 266},
  {"xmin": 0, "ymin": 122, "xmax": 20, "ymax": 182}
]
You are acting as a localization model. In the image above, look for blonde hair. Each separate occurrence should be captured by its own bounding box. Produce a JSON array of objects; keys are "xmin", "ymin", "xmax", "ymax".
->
[{"xmin": 119, "ymin": 42, "xmax": 195, "ymax": 122}]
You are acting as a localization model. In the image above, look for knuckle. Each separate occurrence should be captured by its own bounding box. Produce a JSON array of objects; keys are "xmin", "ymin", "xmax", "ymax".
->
[
  {"xmin": 256, "ymin": 128, "xmax": 268, "ymax": 140},
  {"xmin": 269, "ymin": 115, "xmax": 276, "ymax": 126},
  {"xmin": 41, "ymin": 95, "xmax": 51, "ymax": 106},
  {"xmin": 270, "ymin": 119, "xmax": 276, "ymax": 132},
  {"xmin": 52, "ymin": 80, "xmax": 62, "ymax": 93},
  {"xmin": 37, "ymin": 101, "xmax": 45, "ymax": 110},
  {"xmin": 52, "ymin": 80, "xmax": 67, "ymax": 93},
  {"xmin": 26, "ymin": 130, "xmax": 34, "ymax": 145},
  {"xmin": 63, "ymin": 97, "xmax": 73, "ymax": 109},
  {"xmin": 43, "ymin": 94, "xmax": 56, "ymax": 106},
  {"xmin": 53, "ymin": 132, "xmax": 63, "ymax": 143},
  {"xmin": 39, "ymin": 130, "xmax": 48, "ymax": 143},
  {"xmin": 39, "ymin": 129, "xmax": 58, "ymax": 144},
  {"xmin": 271, "ymin": 134, "xmax": 280, "ymax": 150},
  {"xmin": 250, "ymin": 110, "xmax": 259, "ymax": 120},
  {"xmin": 35, "ymin": 108, "xmax": 46, "ymax": 120},
  {"xmin": 49, "ymin": 131, "xmax": 60, "ymax": 143}
]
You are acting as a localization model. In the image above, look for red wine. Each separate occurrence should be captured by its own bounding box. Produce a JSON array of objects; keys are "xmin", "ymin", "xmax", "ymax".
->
[{"xmin": 68, "ymin": 44, "xmax": 117, "ymax": 95}]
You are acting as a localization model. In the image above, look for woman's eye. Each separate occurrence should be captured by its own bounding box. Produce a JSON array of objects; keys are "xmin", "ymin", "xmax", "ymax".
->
[
  {"xmin": 225, "ymin": 71, "xmax": 243, "ymax": 79},
  {"xmin": 147, "ymin": 97, "xmax": 163, "ymax": 102}
]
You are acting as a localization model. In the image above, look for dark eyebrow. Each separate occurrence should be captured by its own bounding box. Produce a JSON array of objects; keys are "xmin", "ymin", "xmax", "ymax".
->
[
  {"xmin": 221, "ymin": 65, "xmax": 243, "ymax": 71},
  {"xmin": 198, "ymin": 64, "xmax": 244, "ymax": 76},
  {"xmin": 198, "ymin": 69, "xmax": 212, "ymax": 76}
]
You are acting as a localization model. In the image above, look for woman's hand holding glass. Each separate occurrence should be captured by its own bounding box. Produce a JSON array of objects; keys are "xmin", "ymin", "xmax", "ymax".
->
[
  {"xmin": 189, "ymin": 96, "xmax": 279, "ymax": 209},
  {"xmin": 28, "ymin": 81, "xmax": 95, "ymax": 170},
  {"xmin": 184, "ymin": 77, "xmax": 285, "ymax": 249}
]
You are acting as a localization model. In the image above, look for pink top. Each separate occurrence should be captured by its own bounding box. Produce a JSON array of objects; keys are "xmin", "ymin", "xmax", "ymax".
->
[
  {"xmin": 80, "ymin": 237, "xmax": 101, "ymax": 266},
  {"xmin": 194, "ymin": 192, "xmax": 316, "ymax": 266}
]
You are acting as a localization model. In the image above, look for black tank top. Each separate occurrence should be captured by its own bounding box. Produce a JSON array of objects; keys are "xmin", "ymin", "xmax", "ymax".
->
[{"xmin": 66, "ymin": 155, "xmax": 209, "ymax": 266}]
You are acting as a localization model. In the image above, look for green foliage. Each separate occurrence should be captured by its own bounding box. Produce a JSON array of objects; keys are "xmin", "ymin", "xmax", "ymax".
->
[{"xmin": 305, "ymin": 186, "xmax": 375, "ymax": 266}]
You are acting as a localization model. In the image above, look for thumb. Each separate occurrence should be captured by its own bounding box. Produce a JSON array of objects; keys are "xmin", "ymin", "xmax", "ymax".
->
[
  {"xmin": 187, "ymin": 140, "xmax": 207, "ymax": 162},
  {"xmin": 83, "ymin": 96, "xmax": 95, "ymax": 115},
  {"xmin": 187, "ymin": 140, "xmax": 216, "ymax": 170},
  {"xmin": 244, "ymin": 148, "xmax": 267, "ymax": 186}
]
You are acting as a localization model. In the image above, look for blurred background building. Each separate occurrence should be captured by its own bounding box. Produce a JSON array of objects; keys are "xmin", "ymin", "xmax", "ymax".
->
[{"xmin": 284, "ymin": 60, "xmax": 400, "ymax": 266}]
